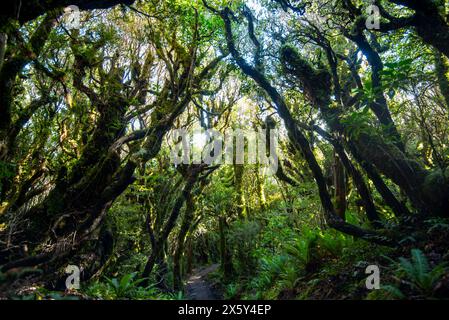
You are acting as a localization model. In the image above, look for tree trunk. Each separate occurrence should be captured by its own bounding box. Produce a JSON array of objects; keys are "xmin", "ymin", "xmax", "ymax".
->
[
  {"xmin": 220, "ymin": 7, "xmax": 394, "ymax": 245},
  {"xmin": 219, "ymin": 215, "xmax": 233, "ymax": 281},
  {"xmin": 434, "ymin": 51, "xmax": 449, "ymax": 109},
  {"xmin": 333, "ymin": 151, "xmax": 347, "ymax": 220},
  {"xmin": 173, "ymin": 195, "xmax": 194, "ymax": 291},
  {"xmin": 233, "ymin": 164, "xmax": 246, "ymax": 218}
]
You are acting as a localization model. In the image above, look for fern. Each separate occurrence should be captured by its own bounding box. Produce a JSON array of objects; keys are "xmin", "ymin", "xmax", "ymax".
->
[
  {"xmin": 397, "ymin": 249, "xmax": 447, "ymax": 295},
  {"xmin": 380, "ymin": 285, "xmax": 406, "ymax": 300},
  {"xmin": 224, "ymin": 283, "xmax": 239, "ymax": 299},
  {"xmin": 105, "ymin": 272, "xmax": 147, "ymax": 299}
]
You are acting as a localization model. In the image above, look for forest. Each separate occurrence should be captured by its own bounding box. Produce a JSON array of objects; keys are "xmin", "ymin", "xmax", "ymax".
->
[{"xmin": 0, "ymin": 0, "xmax": 449, "ymax": 301}]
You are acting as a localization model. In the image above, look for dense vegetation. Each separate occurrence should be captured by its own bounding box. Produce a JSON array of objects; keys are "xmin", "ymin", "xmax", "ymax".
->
[{"xmin": 1, "ymin": 0, "xmax": 449, "ymax": 300}]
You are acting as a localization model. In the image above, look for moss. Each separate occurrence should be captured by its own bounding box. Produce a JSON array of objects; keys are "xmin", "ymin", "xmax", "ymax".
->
[
  {"xmin": 422, "ymin": 168, "xmax": 449, "ymax": 215},
  {"xmin": 280, "ymin": 45, "xmax": 332, "ymax": 107}
]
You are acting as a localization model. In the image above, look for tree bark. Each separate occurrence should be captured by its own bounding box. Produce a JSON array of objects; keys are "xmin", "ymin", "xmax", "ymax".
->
[
  {"xmin": 218, "ymin": 6, "xmax": 394, "ymax": 245},
  {"xmin": 173, "ymin": 195, "xmax": 195, "ymax": 291}
]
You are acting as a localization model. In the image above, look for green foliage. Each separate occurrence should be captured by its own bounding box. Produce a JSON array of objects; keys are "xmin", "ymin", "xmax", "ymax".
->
[
  {"xmin": 377, "ymin": 249, "xmax": 448, "ymax": 299},
  {"xmin": 228, "ymin": 220, "xmax": 261, "ymax": 274},
  {"xmin": 426, "ymin": 218, "xmax": 449, "ymax": 234},
  {"xmin": 223, "ymin": 210, "xmax": 357, "ymax": 299},
  {"xmin": 0, "ymin": 160, "xmax": 16, "ymax": 192},
  {"xmin": 284, "ymin": 230, "xmax": 318, "ymax": 267},
  {"xmin": 10, "ymin": 287, "xmax": 81, "ymax": 300},
  {"xmin": 83, "ymin": 273, "xmax": 179, "ymax": 300},
  {"xmin": 285, "ymin": 227, "xmax": 353, "ymax": 269},
  {"xmin": 380, "ymin": 285, "xmax": 406, "ymax": 300},
  {"xmin": 105, "ymin": 272, "xmax": 147, "ymax": 298},
  {"xmin": 397, "ymin": 249, "xmax": 447, "ymax": 295},
  {"xmin": 3, "ymin": 0, "xmax": 449, "ymax": 302},
  {"xmin": 340, "ymin": 106, "xmax": 374, "ymax": 139},
  {"xmin": 381, "ymin": 58, "xmax": 415, "ymax": 94},
  {"xmin": 224, "ymin": 283, "xmax": 240, "ymax": 299}
]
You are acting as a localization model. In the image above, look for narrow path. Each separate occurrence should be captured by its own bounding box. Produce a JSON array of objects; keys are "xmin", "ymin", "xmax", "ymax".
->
[{"xmin": 185, "ymin": 264, "xmax": 221, "ymax": 300}]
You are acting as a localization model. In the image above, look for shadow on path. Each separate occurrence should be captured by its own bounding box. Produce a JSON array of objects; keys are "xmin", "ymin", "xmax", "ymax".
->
[{"xmin": 185, "ymin": 264, "xmax": 221, "ymax": 300}]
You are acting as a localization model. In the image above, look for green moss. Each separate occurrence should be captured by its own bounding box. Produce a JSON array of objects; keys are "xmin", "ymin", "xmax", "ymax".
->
[{"xmin": 280, "ymin": 45, "xmax": 332, "ymax": 107}]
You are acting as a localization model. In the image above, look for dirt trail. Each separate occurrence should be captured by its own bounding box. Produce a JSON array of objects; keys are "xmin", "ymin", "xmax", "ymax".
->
[{"xmin": 185, "ymin": 264, "xmax": 221, "ymax": 300}]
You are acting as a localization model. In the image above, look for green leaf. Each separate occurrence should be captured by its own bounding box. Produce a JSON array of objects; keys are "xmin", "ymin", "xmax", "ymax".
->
[{"xmin": 382, "ymin": 285, "xmax": 405, "ymax": 299}]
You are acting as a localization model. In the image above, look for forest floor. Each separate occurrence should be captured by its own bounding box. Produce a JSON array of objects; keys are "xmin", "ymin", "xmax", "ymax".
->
[{"xmin": 185, "ymin": 264, "xmax": 221, "ymax": 300}]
